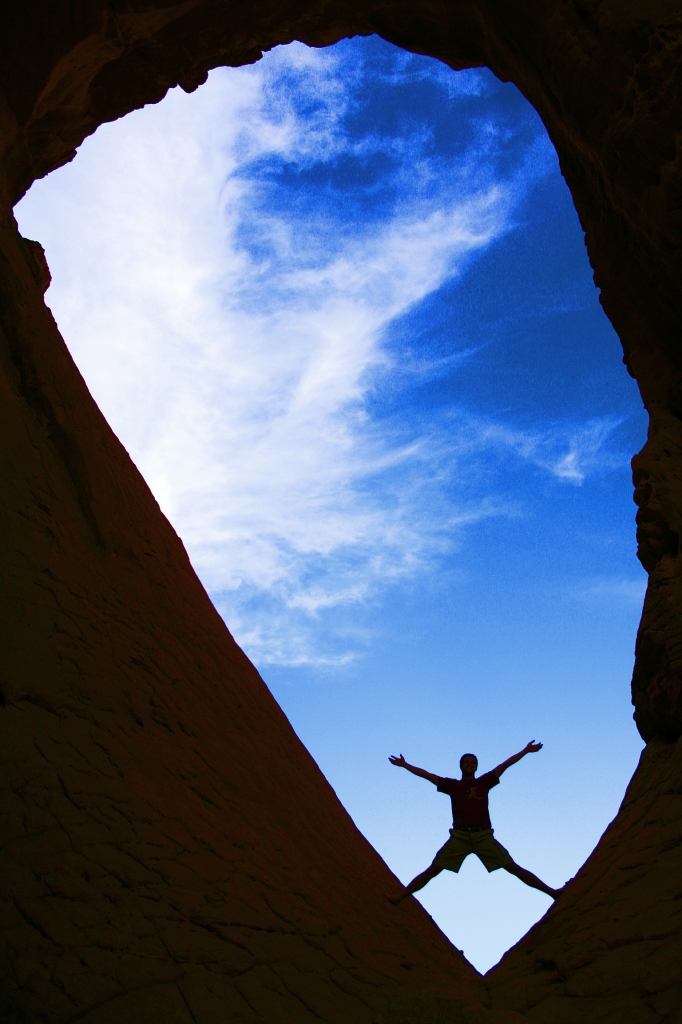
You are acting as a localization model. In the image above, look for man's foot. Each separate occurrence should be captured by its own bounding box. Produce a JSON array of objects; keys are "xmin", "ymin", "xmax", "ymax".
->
[
  {"xmin": 387, "ymin": 892, "xmax": 406, "ymax": 906},
  {"xmin": 549, "ymin": 884, "xmax": 567, "ymax": 900}
]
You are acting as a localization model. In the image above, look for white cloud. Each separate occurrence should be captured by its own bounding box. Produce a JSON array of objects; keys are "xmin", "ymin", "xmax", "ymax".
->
[
  {"xmin": 469, "ymin": 416, "xmax": 628, "ymax": 484},
  {"xmin": 15, "ymin": 42, "xmax": 617, "ymax": 666},
  {"xmin": 570, "ymin": 577, "xmax": 647, "ymax": 606}
]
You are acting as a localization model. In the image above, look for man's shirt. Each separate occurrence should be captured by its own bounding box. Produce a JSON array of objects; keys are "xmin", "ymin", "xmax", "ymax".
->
[{"xmin": 436, "ymin": 771, "xmax": 500, "ymax": 830}]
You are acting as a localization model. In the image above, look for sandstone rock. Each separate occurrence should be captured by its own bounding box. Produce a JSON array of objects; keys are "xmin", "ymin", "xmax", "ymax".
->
[
  {"xmin": 487, "ymin": 738, "xmax": 682, "ymax": 1022},
  {"xmin": 18, "ymin": 236, "xmax": 50, "ymax": 293},
  {"xmin": 1, "ymin": 2, "xmax": 681, "ymax": 1022},
  {"xmin": 380, "ymin": 996, "xmax": 529, "ymax": 1023},
  {"xmin": 0, "ymin": 207, "xmax": 488, "ymax": 1020}
]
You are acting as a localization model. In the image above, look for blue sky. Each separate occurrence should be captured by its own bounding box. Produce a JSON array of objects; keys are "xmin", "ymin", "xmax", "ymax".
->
[{"xmin": 16, "ymin": 36, "xmax": 648, "ymax": 972}]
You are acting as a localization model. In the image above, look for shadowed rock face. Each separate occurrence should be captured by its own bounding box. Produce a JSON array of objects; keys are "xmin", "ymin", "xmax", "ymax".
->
[
  {"xmin": 487, "ymin": 738, "xmax": 682, "ymax": 1024},
  {"xmin": 0, "ymin": 208, "xmax": 488, "ymax": 1022},
  {"xmin": 0, "ymin": 2, "xmax": 681, "ymax": 1022}
]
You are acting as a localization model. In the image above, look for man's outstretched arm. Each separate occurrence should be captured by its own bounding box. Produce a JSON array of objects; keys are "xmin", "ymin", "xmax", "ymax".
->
[
  {"xmin": 389, "ymin": 754, "xmax": 440, "ymax": 785},
  {"xmin": 492, "ymin": 740, "xmax": 543, "ymax": 777}
]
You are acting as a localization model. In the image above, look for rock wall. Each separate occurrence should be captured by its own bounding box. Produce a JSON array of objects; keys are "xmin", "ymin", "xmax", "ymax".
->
[
  {"xmin": 1, "ymin": 2, "xmax": 681, "ymax": 1022},
  {"xmin": 488, "ymin": 738, "xmax": 682, "ymax": 1023},
  {"xmin": 0, "ymin": 208, "xmax": 490, "ymax": 1021}
]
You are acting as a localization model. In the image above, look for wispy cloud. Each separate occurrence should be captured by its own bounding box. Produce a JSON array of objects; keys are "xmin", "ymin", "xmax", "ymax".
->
[
  {"xmin": 469, "ymin": 416, "xmax": 629, "ymax": 484},
  {"xmin": 570, "ymin": 576, "xmax": 647, "ymax": 606},
  {"xmin": 16, "ymin": 40, "xmax": 624, "ymax": 666}
]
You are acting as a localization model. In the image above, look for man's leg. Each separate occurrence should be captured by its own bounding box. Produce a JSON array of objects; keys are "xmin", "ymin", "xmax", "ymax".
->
[
  {"xmin": 504, "ymin": 861, "xmax": 560, "ymax": 898},
  {"xmin": 388, "ymin": 863, "xmax": 443, "ymax": 905}
]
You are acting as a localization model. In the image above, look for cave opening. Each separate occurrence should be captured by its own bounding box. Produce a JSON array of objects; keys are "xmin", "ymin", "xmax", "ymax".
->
[{"xmin": 15, "ymin": 35, "xmax": 648, "ymax": 974}]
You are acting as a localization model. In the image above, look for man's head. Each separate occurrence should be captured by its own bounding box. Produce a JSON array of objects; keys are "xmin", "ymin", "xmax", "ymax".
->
[{"xmin": 460, "ymin": 753, "xmax": 478, "ymax": 777}]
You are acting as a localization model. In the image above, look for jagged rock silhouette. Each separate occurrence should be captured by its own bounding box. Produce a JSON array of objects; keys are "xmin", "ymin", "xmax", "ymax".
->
[{"xmin": 1, "ymin": 3, "xmax": 681, "ymax": 1022}]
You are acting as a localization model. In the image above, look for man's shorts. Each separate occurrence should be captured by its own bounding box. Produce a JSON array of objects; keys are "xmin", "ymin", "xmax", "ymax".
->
[{"xmin": 432, "ymin": 828, "xmax": 514, "ymax": 873}]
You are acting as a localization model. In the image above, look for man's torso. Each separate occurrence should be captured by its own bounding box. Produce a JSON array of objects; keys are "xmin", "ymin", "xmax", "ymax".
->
[{"xmin": 436, "ymin": 770, "xmax": 500, "ymax": 830}]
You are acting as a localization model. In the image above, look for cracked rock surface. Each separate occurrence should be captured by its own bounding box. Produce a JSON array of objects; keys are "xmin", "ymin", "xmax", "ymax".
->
[
  {"xmin": 0, "ymin": 186, "xmax": 501, "ymax": 1023},
  {"xmin": 1, "ymin": 2, "xmax": 682, "ymax": 1022}
]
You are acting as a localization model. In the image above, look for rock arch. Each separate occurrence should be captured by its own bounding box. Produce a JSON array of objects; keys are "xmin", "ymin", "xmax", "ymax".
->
[{"xmin": 0, "ymin": 3, "xmax": 680, "ymax": 1022}]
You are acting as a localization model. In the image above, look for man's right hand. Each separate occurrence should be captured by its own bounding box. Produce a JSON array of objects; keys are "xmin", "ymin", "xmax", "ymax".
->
[{"xmin": 389, "ymin": 755, "xmax": 439, "ymax": 785}]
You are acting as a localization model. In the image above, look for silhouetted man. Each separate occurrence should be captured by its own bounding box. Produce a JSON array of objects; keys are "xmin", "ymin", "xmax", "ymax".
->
[{"xmin": 388, "ymin": 741, "xmax": 561, "ymax": 904}]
